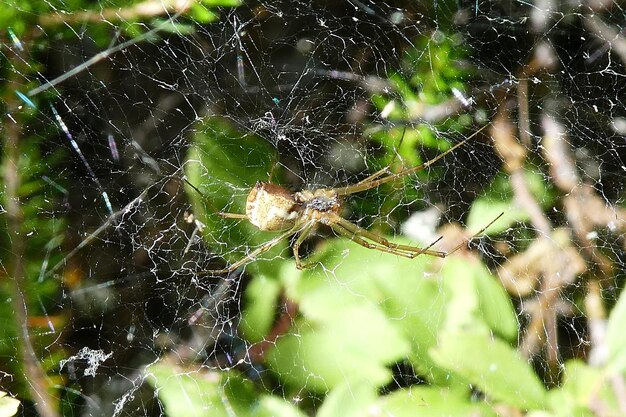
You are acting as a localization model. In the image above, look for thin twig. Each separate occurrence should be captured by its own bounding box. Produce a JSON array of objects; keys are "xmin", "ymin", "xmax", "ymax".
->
[
  {"xmin": 541, "ymin": 113, "xmax": 623, "ymax": 280},
  {"xmin": 39, "ymin": 0, "xmax": 195, "ymax": 27},
  {"xmin": 584, "ymin": 13, "xmax": 626, "ymax": 68},
  {"xmin": 45, "ymin": 189, "xmax": 148, "ymax": 278},
  {"xmin": 492, "ymin": 104, "xmax": 582, "ymax": 373},
  {"xmin": 29, "ymin": 2, "xmax": 192, "ymax": 97},
  {"xmin": 585, "ymin": 280, "xmax": 626, "ymax": 415},
  {"xmin": 517, "ymin": 78, "xmax": 532, "ymax": 147},
  {"xmin": 585, "ymin": 279, "xmax": 607, "ymax": 366},
  {"xmin": 2, "ymin": 55, "xmax": 60, "ymax": 417}
]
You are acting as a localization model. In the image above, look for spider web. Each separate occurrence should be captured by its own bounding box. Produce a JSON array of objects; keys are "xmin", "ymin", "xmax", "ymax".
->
[{"xmin": 2, "ymin": 0, "xmax": 626, "ymax": 416}]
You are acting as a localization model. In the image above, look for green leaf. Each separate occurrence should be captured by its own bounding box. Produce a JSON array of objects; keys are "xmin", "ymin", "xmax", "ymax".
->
[
  {"xmin": 0, "ymin": 392, "xmax": 19, "ymax": 417},
  {"xmin": 276, "ymin": 252, "xmax": 415, "ymax": 390},
  {"xmin": 240, "ymin": 274, "xmax": 282, "ymax": 342},
  {"xmin": 546, "ymin": 360, "xmax": 612, "ymax": 417},
  {"xmin": 441, "ymin": 259, "xmax": 518, "ymax": 341},
  {"xmin": 253, "ymin": 396, "xmax": 308, "ymax": 417},
  {"xmin": 606, "ymin": 286, "xmax": 626, "ymax": 373},
  {"xmin": 317, "ymin": 381, "xmax": 377, "ymax": 417},
  {"xmin": 474, "ymin": 265, "xmax": 518, "ymax": 341},
  {"xmin": 466, "ymin": 198, "xmax": 521, "ymax": 235},
  {"xmin": 146, "ymin": 362, "xmax": 256, "ymax": 417},
  {"xmin": 202, "ymin": 0, "xmax": 243, "ymax": 6},
  {"xmin": 439, "ymin": 259, "xmax": 484, "ymax": 335},
  {"xmin": 378, "ymin": 386, "xmax": 497, "ymax": 417},
  {"xmin": 467, "ymin": 170, "xmax": 555, "ymax": 235},
  {"xmin": 430, "ymin": 332, "xmax": 547, "ymax": 410},
  {"xmin": 266, "ymin": 304, "xmax": 410, "ymax": 392},
  {"xmin": 278, "ymin": 236, "xmax": 517, "ymax": 387},
  {"xmin": 191, "ymin": 4, "xmax": 219, "ymax": 24},
  {"xmin": 280, "ymin": 237, "xmax": 451, "ymax": 383},
  {"xmin": 186, "ymin": 117, "xmax": 284, "ymax": 275},
  {"xmin": 149, "ymin": 18, "xmax": 197, "ymax": 35}
]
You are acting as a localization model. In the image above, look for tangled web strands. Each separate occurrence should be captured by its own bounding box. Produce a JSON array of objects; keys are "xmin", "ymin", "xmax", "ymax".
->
[{"xmin": 1, "ymin": 1, "xmax": 626, "ymax": 417}]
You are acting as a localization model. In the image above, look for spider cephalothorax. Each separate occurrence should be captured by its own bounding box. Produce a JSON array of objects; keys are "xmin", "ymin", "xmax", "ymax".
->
[
  {"xmin": 208, "ymin": 125, "xmax": 500, "ymax": 274},
  {"xmin": 295, "ymin": 189, "xmax": 342, "ymax": 225}
]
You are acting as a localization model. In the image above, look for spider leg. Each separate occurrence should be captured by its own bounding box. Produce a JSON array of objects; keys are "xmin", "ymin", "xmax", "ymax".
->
[
  {"xmin": 330, "ymin": 223, "xmax": 434, "ymax": 259},
  {"xmin": 353, "ymin": 127, "xmax": 407, "ymax": 186},
  {"xmin": 203, "ymin": 224, "xmax": 301, "ymax": 275},
  {"xmin": 335, "ymin": 124, "xmax": 489, "ymax": 196},
  {"xmin": 292, "ymin": 222, "xmax": 316, "ymax": 270},
  {"xmin": 336, "ymin": 212, "xmax": 504, "ymax": 258},
  {"xmin": 354, "ymin": 166, "xmax": 392, "ymax": 186},
  {"xmin": 334, "ymin": 216, "xmax": 447, "ymax": 258},
  {"xmin": 443, "ymin": 212, "xmax": 505, "ymax": 254},
  {"xmin": 184, "ymin": 178, "xmax": 249, "ymax": 221},
  {"xmin": 218, "ymin": 212, "xmax": 248, "ymax": 220}
]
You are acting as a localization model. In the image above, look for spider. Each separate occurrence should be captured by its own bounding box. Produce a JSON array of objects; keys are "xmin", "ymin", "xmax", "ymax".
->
[{"xmin": 203, "ymin": 125, "xmax": 501, "ymax": 274}]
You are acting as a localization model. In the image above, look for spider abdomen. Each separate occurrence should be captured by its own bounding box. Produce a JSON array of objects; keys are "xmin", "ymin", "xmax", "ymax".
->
[{"xmin": 246, "ymin": 182, "xmax": 299, "ymax": 231}]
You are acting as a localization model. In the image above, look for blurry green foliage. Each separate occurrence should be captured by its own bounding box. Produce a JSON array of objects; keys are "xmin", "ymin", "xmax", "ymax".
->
[
  {"xmin": 371, "ymin": 32, "xmax": 471, "ymax": 122},
  {"xmin": 606, "ymin": 287, "xmax": 626, "ymax": 373},
  {"xmin": 0, "ymin": 127, "xmax": 68, "ymax": 399},
  {"xmin": 160, "ymin": 227, "xmax": 626, "ymax": 416},
  {"xmin": 184, "ymin": 110, "xmax": 626, "ymax": 416},
  {"xmin": 430, "ymin": 332, "xmax": 548, "ymax": 409},
  {"xmin": 467, "ymin": 168, "xmax": 556, "ymax": 234},
  {"xmin": 547, "ymin": 360, "xmax": 623, "ymax": 417},
  {"xmin": 0, "ymin": 0, "xmax": 241, "ymax": 410},
  {"xmin": 264, "ymin": 239, "xmax": 518, "ymax": 391},
  {"xmin": 147, "ymin": 362, "xmax": 306, "ymax": 417},
  {"xmin": 361, "ymin": 31, "xmax": 475, "ymax": 223},
  {"xmin": 160, "ymin": 232, "xmax": 623, "ymax": 416},
  {"xmin": 0, "ymin": 0, "xmax": 240, "ymax": 49},
  {"xmin": 239, "ymin": 274, "xmax": 282, "ymax": 342}
]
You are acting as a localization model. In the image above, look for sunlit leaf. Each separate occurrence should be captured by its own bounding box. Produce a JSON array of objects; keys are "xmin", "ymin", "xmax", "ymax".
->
[
  {"xmin": 146, "ymin": 362, "xmax": 256, "ymax": 417},
  {"xmin": 191, "ymin": 4, "xmax": 219, "ymax": 24},
  {"xmin": 276, "ymin": 236, "xmax": 518, "ymax": 388},
  {"xmin": 430, "ymin": 332, "xmax": 547, "ymax": 410},
  {"xmin": 466, "ymin": 198, "xmax": 522, "ymax": 235},
  {"xmin": 266, "ymin": 304, "xmax": 410, "ymax": 392},
  {"xmin": 0, "ymin": 392, "xmax": 20, "ymax": 417},
  {"xmin": 547, "ymin": 360, "xmax": 617, "ymax": 417},
  {"xmin": 253, "ymin": 396, "xmax": 308, "ymax": 417},
  {"xmin": 378, "ymin": 386, "xmax": 497, "ymax": 417},
  {"xmin": 439, "ymin": 258, "xmax": 484, "ymax": 334},
  {"xmin": 440, "ymin": 259, "xmax": 518, "ymax": 341},
  {"xmin": 606, "ymin": 286, "xmax": 626, "ymax": 373},
  {"xmin": 467, "ymin": 170, "xmax": 555, "ymax": 235},
  {"xmin": 281, "ymin": 237, "xmax": 448, "ymax": 383},
  {"xmin": 240, "ymin": 274, "xmax": 282, "ymax": 342},
  {"xmin": 316, "ymin": 381, "xmax": 377, "ymax": 417},
  {"xmin": 202, "ymin": 0, "xmax": 243, "ymax": 6}
]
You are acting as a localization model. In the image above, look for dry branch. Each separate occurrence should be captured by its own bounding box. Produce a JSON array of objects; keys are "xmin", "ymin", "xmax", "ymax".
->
[
  {"xmin": 39, "ymin": 0, "xmax": 195, "ymax": 26},
  {"xmin": 2, "ymin": 54, "xmax": 60, "ymax": 417}
]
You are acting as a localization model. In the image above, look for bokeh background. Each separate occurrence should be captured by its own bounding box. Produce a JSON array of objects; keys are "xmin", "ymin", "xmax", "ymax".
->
[{"xmin": 1, "ymin": 0, "xmax": 626, "ymax": 416}]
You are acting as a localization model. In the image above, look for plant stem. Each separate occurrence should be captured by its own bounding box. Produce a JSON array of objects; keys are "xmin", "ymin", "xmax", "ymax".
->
[{"xmin": 2, "ymin": 55, "xmax": 60, "ymax": 417}]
